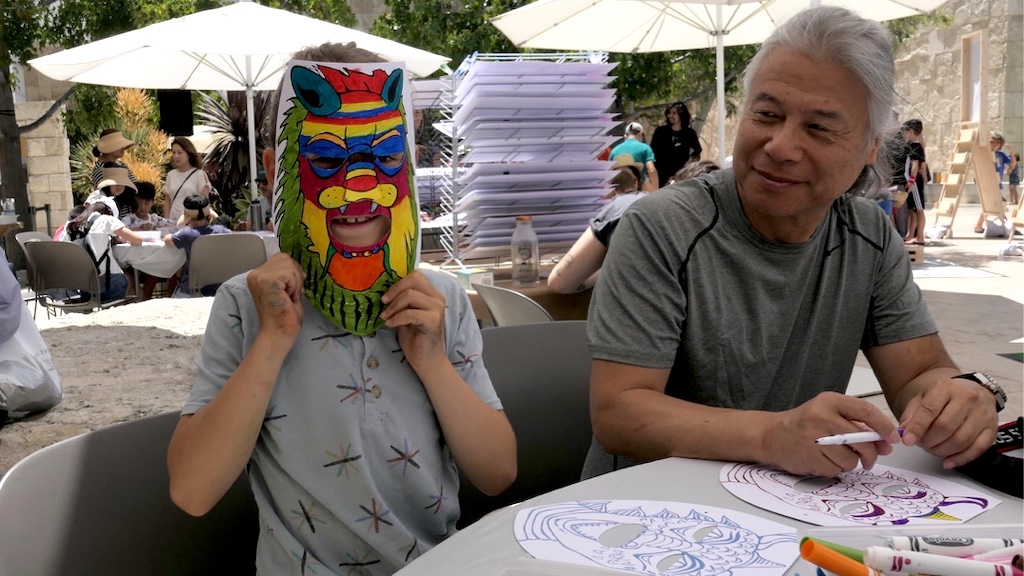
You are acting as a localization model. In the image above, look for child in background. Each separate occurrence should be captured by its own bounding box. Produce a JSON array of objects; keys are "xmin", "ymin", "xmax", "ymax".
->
[
  {"xmin": 1009, "ymin": 153, "xmax": 1020, "ymax": 205},
  {"xmin": 122, "ymin": 182, "xmax": 175, "ymax": 231},
  {"xmin": 164, "ymin": 194, "xmax": 231, "ymax": 296}
]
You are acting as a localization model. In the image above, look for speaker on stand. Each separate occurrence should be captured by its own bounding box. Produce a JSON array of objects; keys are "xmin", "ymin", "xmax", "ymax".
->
[{"xmin": 157, "ymin": 90, "xmax": 194, "ymax": 136}]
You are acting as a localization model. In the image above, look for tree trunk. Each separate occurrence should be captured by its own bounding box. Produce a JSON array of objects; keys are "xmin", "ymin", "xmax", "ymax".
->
[{"xmin": 0, "ymin": 64, "xmax": 32, "ymax": 230}]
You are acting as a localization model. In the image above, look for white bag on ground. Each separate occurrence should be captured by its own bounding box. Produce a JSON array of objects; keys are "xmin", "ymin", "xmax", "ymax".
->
[
  {"xmin": 984, "ymin": 219, "xmax": 1008, "ymax": 238},
  {"xmin": 0, "ymin": 305, "xmax": 63, "ymax": 414}
]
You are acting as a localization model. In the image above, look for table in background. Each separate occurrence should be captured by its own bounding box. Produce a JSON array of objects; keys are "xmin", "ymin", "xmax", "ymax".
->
[
  {"xmin": 112, "ymin": 239, "xmax": 186, "ymax": 279},
  {"xmin": 422, "ymin": 261, "xmax": 593, "ymax": 325},
  {"xmin": 396, "ymin": 445, "xmax": 1023, "ymax": 576}
]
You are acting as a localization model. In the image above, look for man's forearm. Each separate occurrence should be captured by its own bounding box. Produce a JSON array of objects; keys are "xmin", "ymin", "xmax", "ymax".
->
[{"xmin": 592, "ymin": 386, "xmax": 776, "ymax": 465}]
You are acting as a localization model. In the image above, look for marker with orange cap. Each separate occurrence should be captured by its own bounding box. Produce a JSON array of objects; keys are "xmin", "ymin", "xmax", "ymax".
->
[{"xmin": 801, "ymin": 538, "xmax": 883, "ymax": 576}]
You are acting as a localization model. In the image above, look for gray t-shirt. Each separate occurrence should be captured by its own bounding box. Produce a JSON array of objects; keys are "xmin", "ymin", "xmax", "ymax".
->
[
  {"xmin": 585, "ymin": 169, "xmax": 936, "ymax": 477},
  {"xmin": 183, "ymin": 269, "xmax": 501, "ymax": 575}
]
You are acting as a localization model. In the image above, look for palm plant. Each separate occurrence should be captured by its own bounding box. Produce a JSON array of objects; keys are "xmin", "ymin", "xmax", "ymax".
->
[
  {"xmin": 68, "ymin": 89, "xmax": 168, "ymax": 207},
  {"xmin": 196, "ymin": 90, "xmax": 272, "ymax": 222}
]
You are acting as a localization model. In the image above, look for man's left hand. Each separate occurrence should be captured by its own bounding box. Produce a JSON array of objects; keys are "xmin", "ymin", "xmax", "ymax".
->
[
  {"xmin": 900, "ymin": 376, "xmax": 998, "ymax": 469},
  {"xmin": 381, "ymin": 271, "xmax": 447, "ymax": 371}
]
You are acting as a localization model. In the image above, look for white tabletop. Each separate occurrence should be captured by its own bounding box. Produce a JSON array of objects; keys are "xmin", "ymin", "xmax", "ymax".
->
[
  {"xmin": 397, "ymin": 446, "xmax": 1023, "ymax": 576},
  {"xmin": 112, "ymin": 242, "xmax": 186, "ymax": 278}
]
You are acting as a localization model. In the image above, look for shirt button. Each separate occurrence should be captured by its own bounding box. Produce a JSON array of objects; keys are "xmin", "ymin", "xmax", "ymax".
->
[
  {"xmin": 370, "ymin": 385, "xmax": 382, "ymax": 399},
  {"xmin": 366, "ymin": 356, "xmax": 379, "ymax": 369}
]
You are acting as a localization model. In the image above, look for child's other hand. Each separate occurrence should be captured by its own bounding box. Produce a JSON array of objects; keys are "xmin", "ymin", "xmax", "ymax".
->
[
  {"xmin": 247, "ymin": 253, "xmax": 304, "ymax": 346},
  {"xmin": 381, "ymin": 271, "xmax": 446, "ymax": 370}
]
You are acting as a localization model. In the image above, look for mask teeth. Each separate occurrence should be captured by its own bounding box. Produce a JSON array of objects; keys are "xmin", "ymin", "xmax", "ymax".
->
[
  {"xmin": 338, "ymin": 204, "xmax": 348, "ymax": 215},
  {"xmin": 370, "ymin": 202, "xmax": 379, "ymax": 212}
]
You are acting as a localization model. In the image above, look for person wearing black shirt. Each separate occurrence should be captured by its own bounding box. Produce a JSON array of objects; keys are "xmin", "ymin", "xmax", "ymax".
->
[{"xmin": 650, "ymin": 102, "xmax": 702, "ymax": 188}]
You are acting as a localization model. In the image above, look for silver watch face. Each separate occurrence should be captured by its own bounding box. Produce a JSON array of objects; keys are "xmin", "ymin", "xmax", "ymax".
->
[{"xmin": 976, "ymin": 372, "xmax": 1007, "ymax": 411}]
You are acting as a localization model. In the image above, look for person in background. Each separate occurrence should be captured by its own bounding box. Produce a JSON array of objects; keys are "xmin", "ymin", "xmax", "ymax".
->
[
  {"xmin": 548, "ymin": 160, "xmax": 721, "ymax": 295},
  {"xmin": 52, "ymin": 204, "xmax": 85, "ymax": 241},
  {"xmin": 90, "ymin": 129, "xmax": 137, "ymax": 188},
  {"xmin": 609, "ymin": 122, "xmax": 658, "ymax": 191},
  {"xmin": 901, "ymin": 119, "xmax": 926, "ymax": 245},
  {"xmin": 584, "ymin": 6, "xmax": 1001, "ymax": 481},
  {"xmin": 88, "ymin": 166, "xmax": 138, "ymax": 220},
  {"xmin": 974, "ymin": 132, "xmax": 1014, "ymax": 234},
  {"xmin": 164, "ymin": 137, "xmax": 212, "ymax": 224},
  {"xmin": 668, "ymin": 160, "xmax": 721, "ymax": 185},
  {"xmin": 163, "ymin": 194, "xmax": 230, "ymax": 297},
  {"xmin": 166, "ymin": 42, "xmax": 516, "ymax": 576},
  {"xmin": 121, "ymin": 181, "xmax": 173, "ymax": 231},
  {"xmin": 1009, "ymin": 152, "xmax": 1020, "ymax": 205},
  {"xmin": 63, "ymin": 196, "xmax": 144, "ymax": 303},
  {"xmin": 650, "ymin": 101, "xmax": 703, "ymax": 188}
]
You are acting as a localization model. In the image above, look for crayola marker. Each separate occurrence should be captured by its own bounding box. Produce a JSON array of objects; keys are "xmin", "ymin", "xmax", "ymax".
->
[
  {"xmin": 888, "ymin": 537, "xmax": 1024, "ymax": 557},
  {"xmin": 865, "ymin": 546, "xmax": 1024, "ymax": 576},
  {"xmin": 801, "ymin": 539, "xmax": 882, "ymax": 576}
]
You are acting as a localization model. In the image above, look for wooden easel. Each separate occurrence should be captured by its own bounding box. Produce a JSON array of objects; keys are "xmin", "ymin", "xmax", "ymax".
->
[{"xmin": 931, "ymin": 30, "xmax": 1006, "ymax": 237}]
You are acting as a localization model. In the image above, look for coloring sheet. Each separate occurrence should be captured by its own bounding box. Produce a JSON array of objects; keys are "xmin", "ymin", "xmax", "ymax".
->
[
  {"xmin": 720, "ymin": 463, "xmax": 1000, "ymax": 527},
  {"xmin": 514, "ymin": 500, "xmax": 797, "ymax": 576}
]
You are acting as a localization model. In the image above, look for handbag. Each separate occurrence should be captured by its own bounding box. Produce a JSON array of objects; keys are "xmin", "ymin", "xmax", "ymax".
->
[{"xmin": 0, "ymin": 305, "xmax": 63, "ymax": 416}]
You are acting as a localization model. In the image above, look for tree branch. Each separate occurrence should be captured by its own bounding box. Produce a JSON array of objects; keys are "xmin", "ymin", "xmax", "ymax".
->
[{"xmin": 18, "ymin": 85, "xmax": 77, "ymax": 134}]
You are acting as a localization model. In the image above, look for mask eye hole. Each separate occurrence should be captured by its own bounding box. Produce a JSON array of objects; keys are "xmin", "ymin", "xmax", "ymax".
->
[
  {"xmin": 378, "ymin": 152, "xmax": 405, "ymax": 169},
  {"xmin": 305, "ymin": 154, "xmax": 346, "ymax": 176}
]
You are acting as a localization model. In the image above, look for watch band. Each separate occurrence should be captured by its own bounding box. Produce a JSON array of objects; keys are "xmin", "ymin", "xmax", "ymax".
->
[{"xmin": 953, "ymin": 372, "xmax": 1007, "ymax": 413}]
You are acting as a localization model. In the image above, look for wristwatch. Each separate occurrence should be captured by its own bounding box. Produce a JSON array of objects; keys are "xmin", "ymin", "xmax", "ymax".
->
[{"xmin": 953, "ymin": 372, "xmax": 1006, "ymax": 413}]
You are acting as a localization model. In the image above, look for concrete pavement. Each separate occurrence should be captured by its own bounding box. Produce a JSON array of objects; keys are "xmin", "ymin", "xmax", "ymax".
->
[{"xmin": 858, "ymin": 202, "xmax": 1023, "ymax": 420}]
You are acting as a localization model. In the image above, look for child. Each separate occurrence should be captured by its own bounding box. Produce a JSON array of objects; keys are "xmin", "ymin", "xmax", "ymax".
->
[
  {"xmin": 88, "ymin": 165, "xmax": 138, "ymax": 220},
  {"xmin": 166, "ymin": 43, "xmax": 516, "ymax": 576},
  {"xmin": 122, "ymin": 181, "xmax": 174, "ymax": 231},
  {"xmin": 1009, "ymin": 152, "xmax": 1020, "ymax": 205},
  {"xmin": 163, "ymin": 194, "xmax": 230, "ymax": 297},
  {"xmin": 63, "ymin": 196, "xmax": 144, "ymax": 303}
]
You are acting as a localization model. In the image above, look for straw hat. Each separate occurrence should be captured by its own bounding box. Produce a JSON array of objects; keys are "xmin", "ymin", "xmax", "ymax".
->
[
  {"xmin": 96, "ymin": 131, "xmax": 135, "ymax": 154},
  {"xmin": 98, "ymin": 166, "xmax": 138, "ymax": 193}
]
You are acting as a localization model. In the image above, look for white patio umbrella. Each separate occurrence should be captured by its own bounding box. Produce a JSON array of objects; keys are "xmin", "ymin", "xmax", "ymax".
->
[
  {"xmin": 491, "ymin": 0, "xmax": 948, "ymax": 164},
  {"xmin": 29, "ymin": 0, "xmax": 449, "ymax": 204}
]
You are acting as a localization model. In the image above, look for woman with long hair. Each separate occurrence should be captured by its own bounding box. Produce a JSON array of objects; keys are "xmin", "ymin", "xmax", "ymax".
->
[
  {"xmin": 164, "ymin": 136, "xmax": 212, "ymax": 223},
  {"xmin": 650, "ymin": 101, "xmax": 702, "ymax": 189}
]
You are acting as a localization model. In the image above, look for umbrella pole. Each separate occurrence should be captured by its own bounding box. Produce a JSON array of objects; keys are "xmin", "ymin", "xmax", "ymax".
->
[
  {"xmin": 245, "ymin": 56, "xmax": 262, "ymax": 231},
  {"xmin": 716, "ymin": 5, "xmax": 727, "ymax": 167}
]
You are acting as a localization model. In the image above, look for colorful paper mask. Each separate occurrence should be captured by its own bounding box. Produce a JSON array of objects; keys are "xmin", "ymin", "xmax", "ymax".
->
[{"xmin": 274, "ymin": 60, "xmax": 419, "ymax": 335}]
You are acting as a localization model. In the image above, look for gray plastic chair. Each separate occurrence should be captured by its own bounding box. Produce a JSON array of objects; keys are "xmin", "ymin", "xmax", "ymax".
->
[
  {"xmin": 23, "ymin": 240, "xmax": 127, "ymax": 315},
  {"xmin": 471, "ymin": 282, "xmax": 554, "ymax": 326},
  {"xmin": 457, "ymin": 320, "xmax": 592, "ymax": 527},
  {"xmin": 0, "ymin": 411, "xmax": 258, "ymax": 576},
  {"xmin": 15, "ymin": 231, "xmax": 55, "ymax": 317},
  {"xmin": 188, "ymin": 233, "xmax": 268, "ymax": 296}
]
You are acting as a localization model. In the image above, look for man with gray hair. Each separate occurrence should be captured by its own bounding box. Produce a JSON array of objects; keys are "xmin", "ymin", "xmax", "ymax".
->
[{"xmin": 585, "ymin": 6, "xmax": 1001, "ymax": 480}]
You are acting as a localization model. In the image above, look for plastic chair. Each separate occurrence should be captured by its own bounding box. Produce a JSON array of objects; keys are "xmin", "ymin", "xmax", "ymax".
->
[
  {"xmin": 15, "ymin": 231, "xmax": 55, "ymax": 318},
  {"xmin": 471, "ymin": 282, "xmax": 554, "ymax": 326},
  {"xmin": 22, "ymin": 240, "xmax": 127, "ymax": 315},
  {"xmin": 0, "ymin": 412, "xmax": 259, "ymax": 576},
  {"xmin": 188, "ymin": 233, "xmax": 268, "ymax": 296},
  {"xmin": 457, "ymin": 320, "xmax": 592, "ymax": 527}
]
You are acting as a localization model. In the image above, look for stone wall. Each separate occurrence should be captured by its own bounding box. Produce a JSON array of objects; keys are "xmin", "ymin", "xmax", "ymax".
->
[
  {"xmin": 16, "ymin": 101, "xmax": 73, "ymax": 235},
  {"xmin": 696, "ymin": 0, "xmax": 1022, "ymax": 185},
  {"xmin": 20, "ymin": 46, "xmax": 76, "ymax": 234}
]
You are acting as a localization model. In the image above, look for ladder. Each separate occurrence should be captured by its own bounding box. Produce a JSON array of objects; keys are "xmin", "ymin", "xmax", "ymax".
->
[{"xmin": 931, "ymin": 126, "xmax": 1005, "ymax": 237}]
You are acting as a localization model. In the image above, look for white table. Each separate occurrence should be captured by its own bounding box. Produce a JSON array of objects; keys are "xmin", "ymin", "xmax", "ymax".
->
[
  {"xmin": 397, "ymin": 446, "xmax": 1023, "ymax": 576},
  {"xmin": 112, "ymin": 241, "xmax": 186, "ymax": 279}
]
